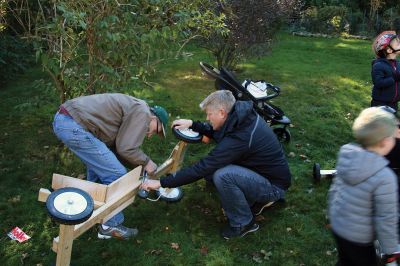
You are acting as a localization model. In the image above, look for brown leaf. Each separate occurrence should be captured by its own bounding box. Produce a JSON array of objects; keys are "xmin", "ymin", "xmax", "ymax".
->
[
  {"xmin": 147, "ymin": 249, "xmax": 163, "ymax": 255},
  {"xmin": 299, "ymin": 154, "xmax": 308, "ymax": 160},
  {"xmin": 255, "ymin": 215, "xmax": 265, "ymax": 222},
  {"xmin": 200, "ymin": 245, "xmax": 208, "ymax": 255},
  {"xmin": 8, "ymin": 195, "xmax": 21, "ymax": 203},
  {"xmin": 170, "ymin": 242, "xmax": 180, "ymax": 250},
  {"xmin": 77, "ymin": 174, "xmax": 85, "ymax": 180}
]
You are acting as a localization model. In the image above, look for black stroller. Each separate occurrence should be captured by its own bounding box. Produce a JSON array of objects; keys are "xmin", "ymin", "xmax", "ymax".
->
[{"xmin": 199, "ymin": 62, "xmax": 291, "ymax": 143}]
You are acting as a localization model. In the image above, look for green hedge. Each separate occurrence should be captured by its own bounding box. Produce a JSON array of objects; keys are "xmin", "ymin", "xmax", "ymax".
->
[{"xmin": 0, "ymin": 34, "xmax": 33, "ymax": 86}]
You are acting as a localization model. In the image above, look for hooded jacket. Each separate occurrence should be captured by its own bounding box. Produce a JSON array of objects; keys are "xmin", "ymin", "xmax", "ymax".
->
[
  {"xmin": 160, "ymin": 101, "xmax": 291, "ymax": 190},
  {"xmin": 62, "ymin": 93, "xmax": 151, "ymax": 167},
  {"xmin": 328, "ymin": 143, "xmax": 399, "ymax": 254},
  {"xmin": 371, "ymin": 58, "xmax": 400, "ymax": 103}
]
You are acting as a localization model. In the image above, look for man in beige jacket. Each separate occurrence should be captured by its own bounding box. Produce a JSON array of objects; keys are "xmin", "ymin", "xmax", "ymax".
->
[{"xmin": 53, "ymin": 93, "xmax": 168, "ymax": 239}]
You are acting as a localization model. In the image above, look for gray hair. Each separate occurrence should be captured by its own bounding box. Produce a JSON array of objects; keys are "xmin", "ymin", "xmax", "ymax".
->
[
  {"xmin": 199, "ymin": 90, "xmax": 236, "ymax": 112},
  {"xmin": 352, "ymin": 107, "xmax": 397, "ymax": 147}
]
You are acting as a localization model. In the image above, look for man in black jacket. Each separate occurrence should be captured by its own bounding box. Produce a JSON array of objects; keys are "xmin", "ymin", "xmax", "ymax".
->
[{"xmin": 141, "ymin": 90, "xmax": 291, "ymax": 239}]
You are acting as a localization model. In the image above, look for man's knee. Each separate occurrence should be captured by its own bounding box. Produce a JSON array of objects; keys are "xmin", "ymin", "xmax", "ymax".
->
[{"xmin": 212, "ymin": 165, "xmax": 237, "ymax": 188}]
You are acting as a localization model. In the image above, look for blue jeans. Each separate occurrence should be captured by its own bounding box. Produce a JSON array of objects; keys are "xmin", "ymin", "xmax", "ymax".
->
[
  {"xmin": 213, "ymin": 164, "xmax": 285, "ymax": 227},
  {"xmin": 53, "ymin": 112, "xmax": 127, "ymax": 226}
]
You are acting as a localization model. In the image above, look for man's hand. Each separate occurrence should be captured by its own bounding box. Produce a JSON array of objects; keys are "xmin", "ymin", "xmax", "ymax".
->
[
  {"xmin": 172, "ymin": 119, "xmax": 193, "ymax": 129},
  {"xmin": 140, "ymin": 179, "xmax": 161, "ymax": 191},
  {"xmin": 144, "ymin": 159, "xmax": 157, "ymax": 175}
]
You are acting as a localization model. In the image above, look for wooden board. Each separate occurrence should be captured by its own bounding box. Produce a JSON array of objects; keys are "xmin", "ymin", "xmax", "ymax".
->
[
  {"xmin": 105, "ymin": 166, "xmax": 142, "ymax": 201},
  {"xmin": 52, "ymin": 174, "xmax": 107, "ymax": 203}
]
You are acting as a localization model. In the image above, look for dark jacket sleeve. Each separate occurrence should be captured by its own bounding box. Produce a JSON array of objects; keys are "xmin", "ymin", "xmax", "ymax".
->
[
  {"xmin": 372, "ymin": 62, "xmax": 395, "ymax": 89},
  {"xmin": 160, "ymin": 136, "xmax": 247, "ymax": 188},
  {"xmin": 190, "ymin": 121, "xmax": 214, "ymax": 138}
]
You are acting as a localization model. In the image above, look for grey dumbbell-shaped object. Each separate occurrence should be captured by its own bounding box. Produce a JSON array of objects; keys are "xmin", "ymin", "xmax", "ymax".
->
[{"xmin": 313, "ymin": 163, "xmax": 336, "ymax": 182}]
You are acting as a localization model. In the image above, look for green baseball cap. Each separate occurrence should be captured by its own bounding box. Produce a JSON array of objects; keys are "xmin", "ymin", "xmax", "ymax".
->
[{"xmin": 151, "ymin": 105, "xmax": 169, "ymax": 138}]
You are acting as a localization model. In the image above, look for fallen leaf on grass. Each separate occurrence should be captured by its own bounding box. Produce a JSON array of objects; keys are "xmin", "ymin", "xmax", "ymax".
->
[
  {"xmin": 286, "ymin": 227, "xmax": 292, "ymax": 232},
  {"xmin": 146, "ymin": 249, "xmax": 163, "ymax": 255},
  {"xmin": 260, "ymin": 250, "xmax": 272, "ymax": 260},
  {"xmin": 200, "ymin": 245, "xmax": 208, "ymax": 255},
  {"xmin": 325, "ymin": 223, "xmax": 331, "ymax": 229},
  {"xmin": 252, "ymin": 254, "xmax": 263, "ymax": 264},
  {"xmin": 8, "ymin": 195, "xmax": 21, "ymax": 203},
  {"xmin": 255, "ymin": 215, "xmax": 265, "ymax": 222},
  {"xmin": 20, "ymin": 253, "xmax": 29, "ymax": 264},
  {"xmin": 288, "ymin": 152, "xmax": 296, "ymax": 158},
  {"xmin": 299, "ymin": 154, "xmax": 308, "ymax": 160},
  {"xmin": 170, "ymin": 242, "xmax": 180, "ymax": 251},
  {"xmin": 101, "ymin": 251, "xmax": 110, "ymax": 258}
]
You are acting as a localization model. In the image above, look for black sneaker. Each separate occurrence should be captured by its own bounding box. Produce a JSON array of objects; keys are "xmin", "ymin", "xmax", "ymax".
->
[
  {"xmin": 221, "ymin": 220, "xmax": 259, "ymax": 240},
  {"xmin": 251, "ymin": 201, "xmax": 275, "ymax": 216}
]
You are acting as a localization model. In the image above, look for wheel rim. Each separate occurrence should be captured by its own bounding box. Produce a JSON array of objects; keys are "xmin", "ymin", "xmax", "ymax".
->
[
  {"xmin": 53, "ymin": 191, "xmax": 88, "ymax": 215},
  {"xmin": 178, "ymin": 128, "xmax": 200, "ymax": 138},
  {"xmin": 158, "ymin": 187, "xmax": 181, "ymax": 199}
]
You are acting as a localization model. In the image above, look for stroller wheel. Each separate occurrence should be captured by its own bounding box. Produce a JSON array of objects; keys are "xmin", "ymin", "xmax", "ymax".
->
[{"xmin": 273, "ymin": 128, "xmax": 291, "ymax": 143}]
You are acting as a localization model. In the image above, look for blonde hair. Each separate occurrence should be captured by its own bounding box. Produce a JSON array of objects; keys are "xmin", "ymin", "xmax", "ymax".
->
[
  {"xmin": 352, "ymin": 107, "xmax": 397, "ymax": 147},
  {"xmin": 199, "ymin": 90, "xmax": 236, "ymax": 112}
]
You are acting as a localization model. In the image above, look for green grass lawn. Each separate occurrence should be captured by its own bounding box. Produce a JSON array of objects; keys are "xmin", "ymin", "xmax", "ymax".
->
[{"xmin": 0, "ymin": 32, "xmax": 374, "ymax": 265}]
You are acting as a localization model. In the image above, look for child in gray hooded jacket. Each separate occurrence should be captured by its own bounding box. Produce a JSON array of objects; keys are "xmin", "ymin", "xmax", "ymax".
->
[{"xmin": 329, "ymin": 107, "xmax": 399, "ymax": 266}]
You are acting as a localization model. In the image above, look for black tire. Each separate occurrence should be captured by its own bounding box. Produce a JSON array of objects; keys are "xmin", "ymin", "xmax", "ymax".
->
[
  {"xmin": 137, "ymin": 189, "xmax": 149, "ymax": 199},
  {"xmin": 46, "ymin": 187, "xmax": 94, "ymax": 225},
  {"xmin": 313, "ymin": 163, "xmax": 321, "ymax": 182},
  {"xmin": 273, "ymin": 127, "xmax": 291, "ymax": 143},
  {"xmin": 172, "ymin": 127, "xmax": 203, "ymax": 143},
  {"xmin": 156, "ymin": 187, "xmax": 184, "ymax": 203}
]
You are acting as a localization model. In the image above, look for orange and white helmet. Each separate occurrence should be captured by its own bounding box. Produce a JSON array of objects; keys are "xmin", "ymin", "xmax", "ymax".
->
[{"xmin": 372, "ymin": 31, "xmax": 397, "ymax": 57}]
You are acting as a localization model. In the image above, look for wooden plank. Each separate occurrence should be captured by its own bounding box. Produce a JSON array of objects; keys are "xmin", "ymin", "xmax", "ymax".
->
[
  {"xmin": 38, "ymin": 188, "xmax": 51, "ymax": 202},
  {"xmin": 105, "ymin": 166, "xmax": 142, "ymax": 202},
  {"xmin": 170, "ymin": 141, "xmax": 188, "ymax": 173},
  {"xmin": 101, "ymin": 196, "xmax": 136, "ymax": 224},
  {"xmin": 55, "ymin": 224, "xmax": 74, "ymax": 266},
  {"xmin": 153, "ymin": 158, "xmax": 173, "ymax": 179},
  {"xmin": 52, "ymin": 174, "xmax": 107, "ymax": 203},
  {"xmin": 52, "ymin": 236, "xmax": 59, "ymax": 253}
]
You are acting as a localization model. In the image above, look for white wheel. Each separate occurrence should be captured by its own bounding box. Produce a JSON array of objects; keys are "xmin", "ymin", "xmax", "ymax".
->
[
  {"xmin": 156, "ymin": 187, "xmax": 184, "ymax": 202},
  {"xmin": 46, "ymin": 187, "xmax": 94, "ymax": 225}
]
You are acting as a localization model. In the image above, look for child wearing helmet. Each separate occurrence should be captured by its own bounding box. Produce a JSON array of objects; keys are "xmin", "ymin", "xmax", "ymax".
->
[{"xmin": 371, "ymin": 31, "xmax": 400, "ymax": 110}]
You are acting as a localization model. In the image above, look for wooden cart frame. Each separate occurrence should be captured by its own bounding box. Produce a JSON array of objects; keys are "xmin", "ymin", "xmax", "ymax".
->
[{"xmin": 38, "ymin": 140, "xmax": 188, "ymax": 266}]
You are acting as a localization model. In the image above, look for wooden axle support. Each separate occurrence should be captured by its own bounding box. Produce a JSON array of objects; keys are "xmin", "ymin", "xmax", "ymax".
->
[{"xmin": 38, "ymin": 141, "xmax": 188, "ymax": 266}]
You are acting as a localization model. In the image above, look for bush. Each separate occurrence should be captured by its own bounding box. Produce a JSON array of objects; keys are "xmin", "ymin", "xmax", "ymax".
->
[
  {"xmin": 0, "ymin": 34, "xmax": 33, "ymax": 86},
  {"xmin": 300, "ymin": 5, "xmax": 348, "ymax": 34},
  {"xmin": 199, "ymin": 0, "xmax": 301, "ymax": 68}
]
